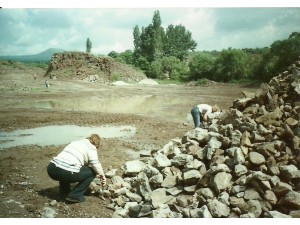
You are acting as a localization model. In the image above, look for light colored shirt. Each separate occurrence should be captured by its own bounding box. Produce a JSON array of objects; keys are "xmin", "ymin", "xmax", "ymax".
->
[
  {"xmin": 196, "ymin": 104, "xmax": 212, "ymax": 118},
  {"xmin": 51, "ymin": 139, "xmax": 105, "ymax": 179}
]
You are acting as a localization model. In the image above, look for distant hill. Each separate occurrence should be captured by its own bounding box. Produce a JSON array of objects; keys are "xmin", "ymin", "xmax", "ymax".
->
[{"xmin": 0, "ymin": 48, "xmax": 65, "ymax": 63}]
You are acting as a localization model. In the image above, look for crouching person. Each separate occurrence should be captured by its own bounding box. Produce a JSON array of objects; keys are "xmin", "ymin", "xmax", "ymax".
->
[
  {"xmin": 191, "ymin": 104, "xmax": 219, "ymax": 128},
  {"xmin": 47, "ymin": 133, "xmax": 106, "ymax": 203}
]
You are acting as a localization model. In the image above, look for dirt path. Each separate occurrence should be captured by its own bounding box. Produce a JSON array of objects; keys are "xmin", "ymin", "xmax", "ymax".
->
[{"xmin": 0, "ymin": 73, "xmax": 258, "ymax": 218}]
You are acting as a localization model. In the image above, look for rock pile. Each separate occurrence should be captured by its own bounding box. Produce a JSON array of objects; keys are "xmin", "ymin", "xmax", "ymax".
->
[
  {"xmin": 45, "ymin": 51, "xmax": 146, "ymax": 83},
  {"xmin": 99, "ymin": 60, "xmax": 300, "ymax": 218}
]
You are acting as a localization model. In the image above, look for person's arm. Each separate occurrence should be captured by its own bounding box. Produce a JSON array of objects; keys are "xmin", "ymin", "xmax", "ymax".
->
[
  {"xmin": 203, "ymin": 112, "xmax": 208, "ymax": 121},
  {"xmin": 203, "ymin": 106, "xmax": 213, "ymax": 122},
  {"xmin": 88, "ymin": 149, "xmax": 106, "ymax": 185},
  {"xmin": 94, "ymin": 165, "xmax": 106, "ymax": 185},
  {"xmin": 91, "ymin": 161, "xmax": 106, "ymax": 185}
]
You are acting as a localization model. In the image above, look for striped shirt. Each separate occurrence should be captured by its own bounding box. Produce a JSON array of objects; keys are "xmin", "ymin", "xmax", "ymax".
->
[{"xmin": 51, "ymin": 139, "xmax": 105, "ymax": 179}]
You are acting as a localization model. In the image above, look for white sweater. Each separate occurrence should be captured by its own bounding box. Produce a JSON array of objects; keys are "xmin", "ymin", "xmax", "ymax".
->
[
  {"xmin": 197, "ymin": 104, "xmax": 212, "ymax": 116},
  {"xmin": 51, "ymin": 139, "xmax": 105, "ymax": 179}
]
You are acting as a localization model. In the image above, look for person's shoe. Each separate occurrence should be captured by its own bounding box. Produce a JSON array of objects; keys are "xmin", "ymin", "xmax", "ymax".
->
[
  {"xmin": 59, "ymin": 193, "xmax": 68, "ymax": 200},
  {"xmin": 59, "ymin": 185, "xmax": 70, "ymax": 197},
  {"xmin": 65, "ymin": 196, "xmax": 82, "ymax": 203},
  {"xmin": 60, "ymin": 191, "xmax": 69, "ymax": 198}
]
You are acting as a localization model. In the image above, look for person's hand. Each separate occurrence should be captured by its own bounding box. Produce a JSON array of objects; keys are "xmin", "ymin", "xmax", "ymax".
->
[
  {"xmin": 97, "ymin": 174, "xmax": 106, "ymax": 186},
  {"xmin": 101, "ymin": 178, "xmax": 106, "ymax": 186}
]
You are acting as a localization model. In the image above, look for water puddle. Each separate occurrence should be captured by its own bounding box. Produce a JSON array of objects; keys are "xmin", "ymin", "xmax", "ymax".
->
[
  {"xmin": 30, "ymin": 95, "xmax": 188, "ymax": 120},
  {"xmin": 1, "ymin": 94, "xmax": 191, "ymax": 121},
  {"xmin": 0, "ymin": 125, "xmax": 136, "ymax": 149}
]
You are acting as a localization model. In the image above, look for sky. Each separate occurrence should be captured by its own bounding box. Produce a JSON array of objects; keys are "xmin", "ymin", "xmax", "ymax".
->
[{"xmin": 0, "ymin": 0, "xmax": 300, "ymax": 56}]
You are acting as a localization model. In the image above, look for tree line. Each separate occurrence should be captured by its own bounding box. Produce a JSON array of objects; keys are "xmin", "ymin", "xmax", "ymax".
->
[{"xmin": 98, "ymin": 10, "xmax": 300, "ymax": 83}]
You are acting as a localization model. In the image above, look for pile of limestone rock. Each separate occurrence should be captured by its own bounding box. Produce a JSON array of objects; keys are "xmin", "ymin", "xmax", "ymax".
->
[
  {"xmin": 45, "ymin": 51, "xmax": 146, "ymax": 82},
  {"xmin": 99, "ymin": 60, "xmax": 300, "ymax": 218}
]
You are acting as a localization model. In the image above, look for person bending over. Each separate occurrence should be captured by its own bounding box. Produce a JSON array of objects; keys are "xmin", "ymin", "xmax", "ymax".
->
[
  {"xmin": 191, "ymin": 104, "xmax": 219, "ymax": 128},
  {"xmin": 47, "ymin": 133, "xmax": 106, "ymax": 203}
]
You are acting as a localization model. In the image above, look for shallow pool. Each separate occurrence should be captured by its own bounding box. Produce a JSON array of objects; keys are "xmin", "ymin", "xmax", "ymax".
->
[{"xmin": 0, "ymin": 125, "xmax": 136, "ymax": 149}]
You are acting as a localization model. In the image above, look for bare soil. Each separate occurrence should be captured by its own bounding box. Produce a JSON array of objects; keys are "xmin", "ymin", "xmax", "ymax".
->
[{"xmin": 0, "ymin": 69, "xmax": 258, "ymax": 218}]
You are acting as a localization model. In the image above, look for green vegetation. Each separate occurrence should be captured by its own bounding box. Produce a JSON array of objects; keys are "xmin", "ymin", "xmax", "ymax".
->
[
  {"xmin": 108, "ymin": 50, "xmax": 133, "ymax": 65},
  {"xmin": 26, "ymin": 62, "xmax": 48, "ymax": 69},
  {"xmin": 2, "ymin": 10, "xmax": 299, "ymax": 85},
  {"xmin": 86, "ymin": 38, "xmax": 92, "ymax": 53},
  {"xmin": 147, "ymin": 56, "xmax": 189, "ymax": 80},
  {"xmin": 111, "ymin": 72, "xmax": 120, "ymax": 81},
  {"xmin": 108, "ymin": 10, "xmax": 300, "ymax": 84},
  {"xmin": 253, "ymin": 32, "xmax": 300, "ymax": 81},
  {"xmin": 0, "ymin": 60, "xmax": 48, "ymax": 71},
  {"xmin": 188, "ymin": 52, "xmax": 216, "ymax": 81},
  {"xmin": 132, "ymin": 10, "xmax": 197, "ymax": 78}
]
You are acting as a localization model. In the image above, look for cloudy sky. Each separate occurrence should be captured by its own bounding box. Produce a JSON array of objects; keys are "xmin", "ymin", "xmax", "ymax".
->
[{"xmin": 0, "ymin": 1, "xmax": 300, "ymax": 56}]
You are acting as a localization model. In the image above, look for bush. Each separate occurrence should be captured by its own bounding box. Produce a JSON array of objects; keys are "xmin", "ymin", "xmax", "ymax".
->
[
  {"xmin": 111, "ymin": 72, "xmax": 120, "ymax": 81},
  {"xmin": 188, "ymin": 52, "xmax": 216, "ymax": 81},
  {"xmin": 147, "ymin": 56, "xmax": 189, "ymax": 80}
]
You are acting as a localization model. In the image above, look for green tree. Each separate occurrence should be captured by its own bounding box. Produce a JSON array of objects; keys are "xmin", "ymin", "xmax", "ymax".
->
[
  {"xmin": 188, "ymin": 52, "xmax": 216, "ymax": 81},
  {"xmin": 213, "ymin": 48, "xmax": 247, "ymax": 82},
  {"xmin": 164, "ymin": 24, "xmax": 197, "ymax": 61},
  {"xmin": 119, "ymin": 50, "xmax": 133, "ymax": 65},
  {"xmin": 108, "ymin": 50, "xmax": 133, "ymax": 65},
  {"xmin": 270, "ymin": 32, "xmax": 300, "ymax": 74},
  {"xmin": 134, "ymin": 10, "xmax": 196, "ymax": 61},
  {"xmin": 86, "ymin": 38, "xmax": 92, "ymax": 53},
  {"xmin": 138, "ymin": 11, "xmax": 165, "ymax": 63},
  {"xmin": 253, "ymin": 32, "xmax": 300, "ymax": 82},
  {"xmin": 147, "ymin": 56, "xmax": 189, "ymax": 80},
  {"xmin": 133, "ymin": 10, "xmax": 197, "ymax": 72},
  {"xmin": 147, "ymin": 60, "xmax": 162, "ymax": 78},
  {"xmin": 133, "ymin": 25, "xmax": 141, "ymax": 52},
  {"xmin": 139, "ymin": 25, "xmax": 155, "ymax": 62},
  {"xmin": 108, "ymin": 51, "xmax": 119, "ymax": 58},
  {"xmin": 133, "ymin": 25, "xmax": 141, "ymax": 66},
  {"xmin": 253, "ymin": 48, "xmax": 274, "ymax": 81},
  {"xmin": 135, "ymin": 56, "xmax": 149, "ymax": 71},
  {"xmin": 242, "ymin": 48, "xmax": 265, "ymax": 81},
  {"xmin": 152, "ymin": 10, "xmax": 165, "ymax": 60}
]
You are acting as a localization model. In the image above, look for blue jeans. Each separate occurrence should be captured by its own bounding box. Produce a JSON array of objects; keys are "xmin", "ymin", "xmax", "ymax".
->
[
  {"xmin": 191, "ymin": 106, "xmax": 202, "ymax": 128},
  {"xmin": 47, "ymin": 162, "xmax": 96, "ymax": 202}
]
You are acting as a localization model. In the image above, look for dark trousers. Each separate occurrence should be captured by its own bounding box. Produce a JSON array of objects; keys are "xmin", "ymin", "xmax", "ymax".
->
[
  {"xmin": 47, "ymin": 162, "xmax": 96, "ymax": 202},
  {"xmin": 191, "ymin": 106, "xmax": 203, "ymax": 128}
]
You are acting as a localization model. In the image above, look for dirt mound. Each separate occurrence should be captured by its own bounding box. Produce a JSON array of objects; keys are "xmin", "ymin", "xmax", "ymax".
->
[
  {"xmin": 138, "ymin": 78, "xmax": 159, "ymax": 85},
  {"xmin": 45, "ymin": 51, "xmax": 146, "ymax": 83}
]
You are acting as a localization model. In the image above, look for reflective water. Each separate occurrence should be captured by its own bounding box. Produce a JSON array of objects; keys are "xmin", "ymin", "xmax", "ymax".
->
[
  {"xmin": 26, "ymin": 95, "xmax": 189, "ymax": 121},
  {"xmin": 0, "ymin": 125, "xmax": 136, "ymax": 149}
]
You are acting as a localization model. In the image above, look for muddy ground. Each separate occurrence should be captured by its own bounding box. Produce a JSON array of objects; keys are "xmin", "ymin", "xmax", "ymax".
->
[{"xmin": 0, "ymin": 71, "xmax": 258, "ymax": 218}]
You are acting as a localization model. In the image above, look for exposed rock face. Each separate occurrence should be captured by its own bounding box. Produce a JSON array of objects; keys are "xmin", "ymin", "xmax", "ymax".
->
[
  {"xmin": 100, "ymin": 59, "xmax": 300, "ymax": 218},
  {"xmin": 45, "ymin": 51, "xmax": 146, "ymax": 83}
]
